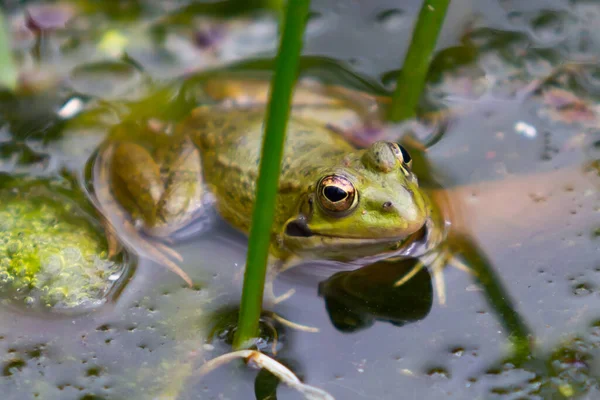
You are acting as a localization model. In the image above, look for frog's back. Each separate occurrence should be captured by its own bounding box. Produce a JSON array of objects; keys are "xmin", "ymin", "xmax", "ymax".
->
[{"xmin": 181, "ymin": 106, "xmax": 354, "ymax": 233}]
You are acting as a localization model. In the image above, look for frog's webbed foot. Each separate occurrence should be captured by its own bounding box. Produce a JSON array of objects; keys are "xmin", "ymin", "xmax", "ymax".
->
[
  {"xmin": 138, "ymin": 237, "xmax": 192, "ymax": 287},
  {"xmin": 102, "ymin": 217, "xmax": 192, "ymax": 287}
]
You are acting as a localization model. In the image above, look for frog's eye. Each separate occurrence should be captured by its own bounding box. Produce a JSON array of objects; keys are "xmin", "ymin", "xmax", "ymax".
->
[
  {"xmin": 388, "ymin": 143, "xmax": 413, "ymax": 168},
  {"xmin": 317, "ymin": 175, "xmax": 357, "ymax": 214}
]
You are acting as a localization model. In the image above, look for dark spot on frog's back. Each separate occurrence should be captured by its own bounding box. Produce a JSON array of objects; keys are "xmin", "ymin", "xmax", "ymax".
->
[
  {"xmin": 323, "ymin": 149, "xmax": 346, "ymax": 160},
  {"xmin": 301, "ymin": 165, "xmax": 318, "ymax": 177},
  {"xmin": 211, "ymin": 118, "xmax": 225, "ymax": 129},
  {"xmin": 237, "ymin": 136, "xmax": 248, "ymax": 146},
  {"xmin": 295, "ymin": 129, "xmax": 311, "ymax": 137},
  {"xmin": 222, "ymin": 124, "xmax": 236, "ymax": 136},
  {"xmin": 292, "ymin": 142, "xmax": 318, "ymax": 155}
]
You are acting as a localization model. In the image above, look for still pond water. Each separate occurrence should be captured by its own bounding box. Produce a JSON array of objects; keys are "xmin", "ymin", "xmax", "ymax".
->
[{"xmin": 0, "ymin": 0, "xmax": 599, "ymax": 399}]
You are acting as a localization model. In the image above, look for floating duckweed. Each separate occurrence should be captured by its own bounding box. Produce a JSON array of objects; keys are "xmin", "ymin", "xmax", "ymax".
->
[{"xmin": 0, "ymin": 179, "xmax": 131, "ymax": 310}]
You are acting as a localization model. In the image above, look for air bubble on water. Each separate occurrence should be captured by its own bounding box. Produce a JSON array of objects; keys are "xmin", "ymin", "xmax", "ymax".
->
[
  {"xmin": 306, "ymin": 11, "xmax": 326, "ymax": 35},
  {"xmin": 43, "ymin": 254, "xmax": 63, "ymax": 273},
  {"xmin": 507, "ymin": 11, "xmax": 524, "ymax": 26},
  {"xmin": 376, "ymin": 9, "xmax": 407, "ymax": 32},
  {"xmin": 427, "ymin": 367, "xmax": 451, "ymax": 379},
  {"xmin": 451, "ymin": 347, "xmax": 465, "ymax": 357},
  {"xmin": 529, "ymin": 11, "xmax": 568, "ymax": 45},
  {"xmin": 63, "ymin": 247, "xmax": 83, "ymax": 263},
  {"xmin": 572, "ymin": 283, "xmax": 593, "ymax": 296}
]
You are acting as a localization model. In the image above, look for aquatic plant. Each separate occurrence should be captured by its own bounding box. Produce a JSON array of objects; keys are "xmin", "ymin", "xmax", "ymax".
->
[
  {"xmin": 387, "ymin": 0, "xmax": 450, "ymax": 122},
  {"xmin": 0, "ymin": 11, "xmax": 17, "ymax": 90},
  {"xmin": 0, "ymin": 179, "xmax": 129, "ymax": 310},
  {"xmin": 234, "ymin": 0, "xmax": 311, "ymax": 349}
]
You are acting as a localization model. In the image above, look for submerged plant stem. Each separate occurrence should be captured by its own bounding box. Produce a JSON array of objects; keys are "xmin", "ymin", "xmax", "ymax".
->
[
  {"xmin": 387, "ymin": 0, "xmax": 450, "ymax": 122},
  {"xmin": 233, "ymin": 0, "xmax": 310, "ymax": 349},
  {"xmin": 0, "ymin": 12, "xmax": 17, "ymax": 90}
]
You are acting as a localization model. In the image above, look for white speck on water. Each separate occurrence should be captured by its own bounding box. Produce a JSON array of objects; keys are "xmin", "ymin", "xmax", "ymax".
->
[
  {"xmin": 57, "ymin": 97, "xmax": 84, "ymax": 119},
  {"xmin": 108, "ymin": 273, "xmax": 122, "ymax": 281},
  {"xmin": 514, "ymin": 121, "xmax": 537, "ymax": 138}
]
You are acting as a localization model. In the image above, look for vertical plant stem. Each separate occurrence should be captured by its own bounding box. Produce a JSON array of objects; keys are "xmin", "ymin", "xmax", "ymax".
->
[
  {"xmin": 387, "ymin": 0, "xmax": 450, "ymax": 122},
  {"xmin": 0, "ymin": 12, "xmax": 17, "ymax": 91},
  {"xmin": 233, "ymin": 0, "xmax": 310, "ymax": 349}
]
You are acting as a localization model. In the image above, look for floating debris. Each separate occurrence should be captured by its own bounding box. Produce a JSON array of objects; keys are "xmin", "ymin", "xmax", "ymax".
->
[{"xmin": 514, "ymin": 121, "xmax": 537, "ymax": 138}]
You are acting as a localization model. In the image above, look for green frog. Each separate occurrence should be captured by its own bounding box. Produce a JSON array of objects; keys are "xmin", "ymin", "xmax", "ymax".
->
[{"xmin": 92, "ymin": 78, "xmax": 453, "ymax": 302}]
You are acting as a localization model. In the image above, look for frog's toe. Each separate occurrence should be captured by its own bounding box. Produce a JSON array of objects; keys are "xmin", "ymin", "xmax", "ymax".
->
[
  {"xmin": 153, "ymin": 240, "xmax": 184, "ymax": 262},
  {"xmin": 161, "ymin": 256, "xmax": 193, "ymax": 287},
  {"xmin": 273, "ymin": 288, "xmax": 296, "ymax": 304},
  {"xmin": 135, "ymin": 236, "xmax": 192, "ymax": 287},
  {"xmin": 263, "ymin": 281, "xmax": 295, "ymax": 305},
  {"xmin": 393, "ymin": 259, "xmax": 425, "ymax": 288},
  {"xmin": 103, "ymin": 223, "xmax": 123, "ymax": 258},
  {"xmin": 448, "ymin": 257, "xmax": 476, "ymax": 275},
  {"xmin": 431, "ymin": 260, "xmax": 447, "ymax": 306}
]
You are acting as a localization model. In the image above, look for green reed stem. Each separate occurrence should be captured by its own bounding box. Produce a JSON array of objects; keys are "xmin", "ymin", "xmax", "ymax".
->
[
  {"xmin": 387, "ymin": 0, "xmax": 450, "ymax": 122},
  {"xmin": 0, "ymin": 12, "xmax": 17, "ymax": 91},
  {"xmin": 233, "ymin": 0, "xmax": 310, "ymax": 349}
]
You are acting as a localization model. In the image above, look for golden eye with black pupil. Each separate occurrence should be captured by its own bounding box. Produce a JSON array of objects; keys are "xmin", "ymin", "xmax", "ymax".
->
[{"xmin": 317, "ymin": 175, "xmax": 357, "ymax": 214}]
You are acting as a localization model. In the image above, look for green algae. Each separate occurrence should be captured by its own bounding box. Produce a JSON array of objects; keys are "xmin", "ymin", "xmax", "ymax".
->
[{"xmin": 0, "ymin": 177, "xmax": 131, "ymax": 310}]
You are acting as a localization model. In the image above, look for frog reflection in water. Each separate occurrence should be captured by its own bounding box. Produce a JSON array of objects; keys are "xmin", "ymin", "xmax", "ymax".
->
[{"xmin": 94, "ymin": 79, "xmax": 460, "ymax": 303}]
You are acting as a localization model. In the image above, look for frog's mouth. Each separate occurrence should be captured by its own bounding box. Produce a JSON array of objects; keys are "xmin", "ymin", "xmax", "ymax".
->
[
  {"xmin": 283, "ymin": 217, "xmax": 428, "ymax": 245},
  {"xmin": 282, "ymin": 217, "xmax": 433, "ymax": 263}
]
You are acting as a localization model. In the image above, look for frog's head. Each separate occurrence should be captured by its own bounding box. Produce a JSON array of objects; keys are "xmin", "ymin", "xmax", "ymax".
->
[{"xmin": 281, "ymin": 141, "xmax": 432, "ymax": 260}]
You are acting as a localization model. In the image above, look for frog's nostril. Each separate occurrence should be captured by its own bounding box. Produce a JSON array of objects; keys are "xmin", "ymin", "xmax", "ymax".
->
[
  {"xmin": 285, "ymin": 219, "xmax": 314, "ymax": 237},
  {"xmin": 382, "ymin": 201, "xmax": 393, "ymax": 210}
]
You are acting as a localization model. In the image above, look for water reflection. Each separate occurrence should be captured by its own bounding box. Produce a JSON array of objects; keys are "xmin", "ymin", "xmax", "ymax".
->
[
  {"xmin": 318, "ymin": 258, "xmax": 433, "ymax": 333},
  {"xmin": 207, "ymin": 306, "xmax": 288, "ymax": 356}
]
